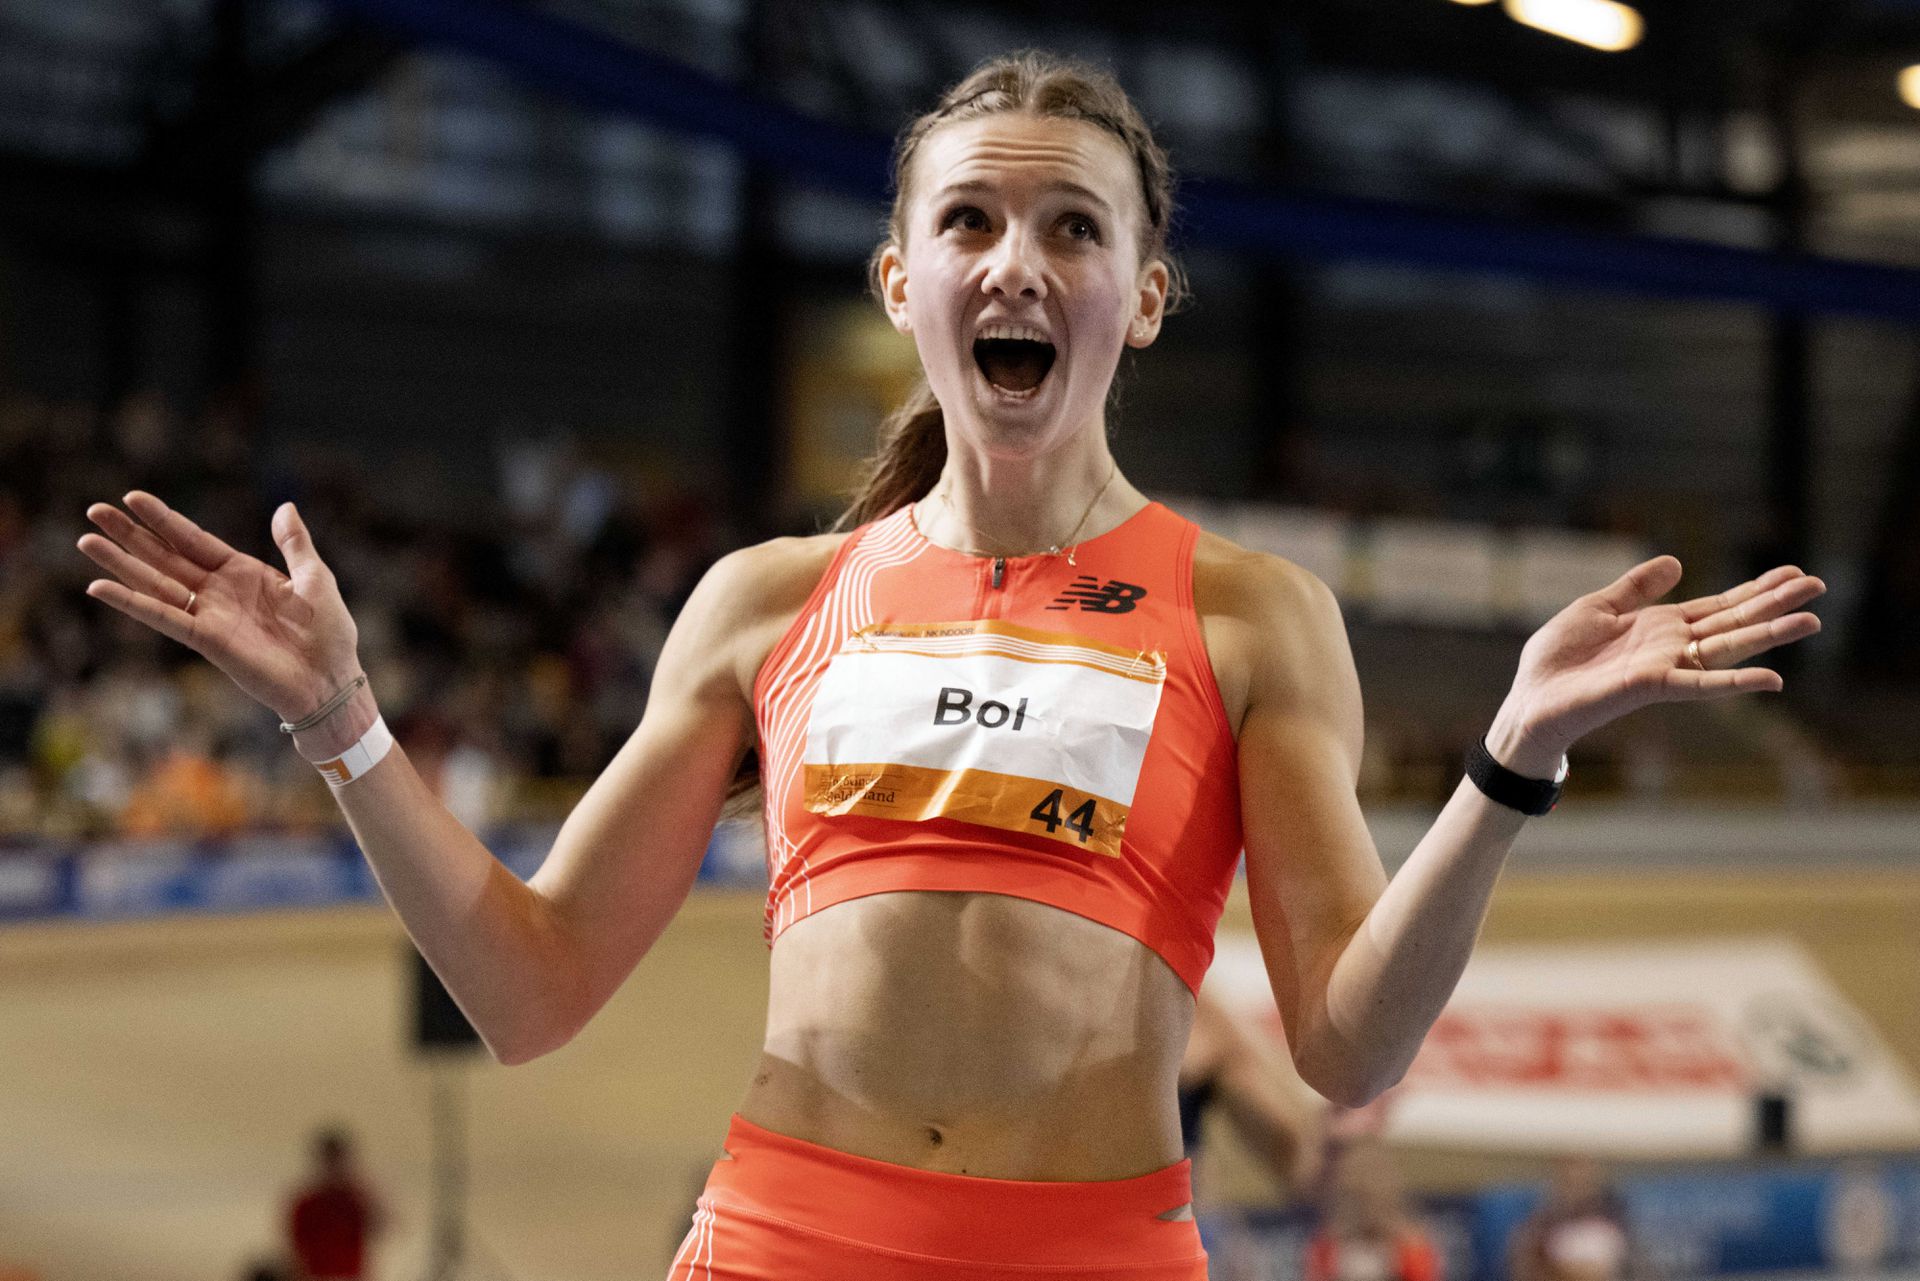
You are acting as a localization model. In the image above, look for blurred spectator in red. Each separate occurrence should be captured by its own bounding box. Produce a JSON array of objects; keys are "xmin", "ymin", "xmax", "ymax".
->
[
  {"xmin": 1508, "ymin": 1156, "xmax": 1636, "ymax": 1281},
  {"xmin": 1306, "ymin": 1138, "xmax": 1442, "ymax": 1281},
  {"xmin": 285, "ymin": 1126, "xmax": 387, "ymax": 1281}
]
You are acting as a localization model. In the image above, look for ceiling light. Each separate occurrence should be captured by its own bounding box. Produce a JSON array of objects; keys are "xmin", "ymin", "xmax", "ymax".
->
[
  {"xmin": 1900, "ymin": 65, "xmax": 1920, "ymax": 110},
  {"xmin": 1503, "ymin": 0, "xmax": 1644, "ymax": 52}
]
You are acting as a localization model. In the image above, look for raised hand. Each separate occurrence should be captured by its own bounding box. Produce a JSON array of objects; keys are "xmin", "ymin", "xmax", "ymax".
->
[
  {"xmin": 77, "ymin": 491, "xmax": 364, "ymax": 729},
  {"xmin": 1502, "ymin": 556, "xmax": 1826, "ymax": 755}
]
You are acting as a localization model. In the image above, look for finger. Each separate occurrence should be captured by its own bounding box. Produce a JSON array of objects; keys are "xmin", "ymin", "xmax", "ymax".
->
[
  {"xmin": 87, "ymin": 502, "xmax": 205, "ymax": 583},
  {"xmin": 1591, "ymin": 555, "xmax": 1682, "ymax": 616},
  {"xmin": 1678, "ymin": 565, "xmax": 1818, "ymax": 627},
  {"xmin": 1665, "ymin": 664, "xmax": 1786, "ymax": 699},
  {"xmin": 271, "ymin": 502, "xmax": 325, "ymax": 576},
  {"xmin": 1695, "ymin": 611, "xmax": 1823, "ymax": 669},
  {"xmin": 83, "ymin": 578, "xmax": 198, "ymax": 647},
  {"xmin": 76, "ymin": 530, "xmax": 195, "ymax": 611},
  {"xmin": 122, "ymin": 490, "xmax": 242, "ymax": 572},
  {"xmin": 1693, "ymin": 575, "xmax": 1827, "ymax": 639}
]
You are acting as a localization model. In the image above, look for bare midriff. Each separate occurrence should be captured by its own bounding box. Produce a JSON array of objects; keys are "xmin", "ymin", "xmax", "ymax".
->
[{"xmin": 738, "ymin": 889, "xmax": 1197, "ymax": 1182}]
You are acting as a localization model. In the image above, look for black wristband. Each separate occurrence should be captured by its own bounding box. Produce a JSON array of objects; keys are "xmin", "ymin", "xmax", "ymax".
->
[{"xmin": 1464, "ymin": 735, "xmax": 1568, "ymax": 816}]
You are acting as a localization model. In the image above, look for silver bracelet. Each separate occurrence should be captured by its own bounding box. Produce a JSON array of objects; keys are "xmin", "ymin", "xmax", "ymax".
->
[{"xmin": 279, "ymin": 673, "xmax": 369, "ymax": 734}]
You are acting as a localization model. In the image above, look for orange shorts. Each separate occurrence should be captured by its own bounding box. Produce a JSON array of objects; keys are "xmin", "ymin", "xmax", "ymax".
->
[{"xmin": 665, "ymin": 1113, "xmax": 1209, "ymax": 1280}]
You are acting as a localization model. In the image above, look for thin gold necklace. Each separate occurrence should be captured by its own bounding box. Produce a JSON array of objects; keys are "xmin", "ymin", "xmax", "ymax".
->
[{"xmin": 923, "ymin": 458, "xmax": 1118, "ymax": 567}]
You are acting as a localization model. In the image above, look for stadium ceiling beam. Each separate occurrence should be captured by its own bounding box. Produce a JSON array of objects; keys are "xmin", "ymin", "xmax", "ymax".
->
[
  {"xmin": 769, "ymin": 0, "xmax": 886, "ymax": 126},
  {"xmin": 0, "ymin": 12, "xmax": 405, "ymax": 265},
  {"xmin": 949, "ymin": 0, "xmax": 1700, "ymax": 110},
  {"xmin": 1486, "ymin": 85, "xmax": 1648, "ymax": 195},
  {"xmin": 887, "ymin": 0, "xmax": 989, "ymax": 110},
  {"xmin": 314, "ymin": 0, "xmax": 892, "ymax": 188},
  {"xmin": 314, "ymin": 0, "xmax": 1920, "ymax": 326},
  {"xmin": 142, "ymin": 22, "xmax": 412, "ymax": 178},
  {"xmin": 950, "ymin": 0, "xmax": 1920, "ymax": 123}
]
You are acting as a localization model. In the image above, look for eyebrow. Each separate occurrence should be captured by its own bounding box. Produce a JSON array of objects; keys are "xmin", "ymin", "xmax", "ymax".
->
[{"xmin": 934, "ymin": 180, "xmax": 1116, "ymax": 217}]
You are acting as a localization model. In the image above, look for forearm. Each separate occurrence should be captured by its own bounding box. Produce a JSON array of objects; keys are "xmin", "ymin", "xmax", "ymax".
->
[
  {"xmin": 292, "ymin": 682, "xmax": 582, "ymax": 1064},
  {"xmin": 1304, "ymin": 710, "xmax": 1558, "ymax": 1102}
]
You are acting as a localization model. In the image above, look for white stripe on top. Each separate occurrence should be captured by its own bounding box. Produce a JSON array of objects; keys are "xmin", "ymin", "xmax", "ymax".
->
[{"xmin": 757, "ymin": 507, "xmax": 924, "ymax": 937}]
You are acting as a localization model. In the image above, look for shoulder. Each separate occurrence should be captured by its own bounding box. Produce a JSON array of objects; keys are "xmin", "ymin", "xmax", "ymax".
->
[
  {"xmin": 701, "ymin": 529, "xmax": 853, "ymax": 616},
  {"xmin": 674, "ymin": 529, "xmax": 854, "ymax": 721},
  {"xmin": 1190, "ymin": 525, "xmax": 1347, "ymax": 735},
  {"xmin": 1191, "ymin": 525, "xmax": 1340, "ymax": 625}
]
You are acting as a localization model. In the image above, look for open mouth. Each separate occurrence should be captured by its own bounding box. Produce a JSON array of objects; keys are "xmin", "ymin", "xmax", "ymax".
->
[{"xmin": 973, "ymin": 338, "xmax": 1057, "ymax": 395}]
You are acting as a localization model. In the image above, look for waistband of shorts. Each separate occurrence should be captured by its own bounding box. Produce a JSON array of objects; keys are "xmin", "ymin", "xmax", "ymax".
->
[{"xmin": 703, "ymin": 1112, "xmax": 1203, "ymax": 1267}]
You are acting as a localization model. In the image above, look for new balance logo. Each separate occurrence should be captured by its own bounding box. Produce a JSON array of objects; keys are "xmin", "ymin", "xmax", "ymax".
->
[{"xmin": 1047, "ymin": 576, "xmax": 1148, "ymax": 613}]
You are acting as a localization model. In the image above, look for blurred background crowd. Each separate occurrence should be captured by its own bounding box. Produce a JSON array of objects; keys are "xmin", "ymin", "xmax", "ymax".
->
[{"xmin": 0, "ymin": 383, "xmax": 726, "ymax": 841}]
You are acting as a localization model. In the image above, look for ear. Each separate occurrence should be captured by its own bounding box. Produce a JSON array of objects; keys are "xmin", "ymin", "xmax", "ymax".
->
[
  {"xmin": 1125, "ymin": 258, "xmax": 1170, "ymax": 349},
  {"xmin": 878, "ymin": 242, "xmax": 911, "ymax": 334}
]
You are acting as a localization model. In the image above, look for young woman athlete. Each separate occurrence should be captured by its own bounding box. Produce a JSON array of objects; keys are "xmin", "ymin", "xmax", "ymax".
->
[{"xmin": 78, "ymin": 51, "xmax": 1826, "ymax": 1281}]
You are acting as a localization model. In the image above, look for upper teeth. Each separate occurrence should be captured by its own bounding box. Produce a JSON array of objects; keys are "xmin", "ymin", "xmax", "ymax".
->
[{"xmin": 978, "ymin": 324, "xmax": 1050, "ymax": 344}]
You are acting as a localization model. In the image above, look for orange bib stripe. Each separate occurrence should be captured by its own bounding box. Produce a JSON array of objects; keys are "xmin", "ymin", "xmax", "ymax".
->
[{"xmin": 804, "ymin": 762, "xmax": 1128, "ymax": 858}]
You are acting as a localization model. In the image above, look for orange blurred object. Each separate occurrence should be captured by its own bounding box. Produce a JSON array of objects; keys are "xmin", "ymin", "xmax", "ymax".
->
[{"xmin": 119, "ymin": 747, "xmax": 255, "ymax": 838}]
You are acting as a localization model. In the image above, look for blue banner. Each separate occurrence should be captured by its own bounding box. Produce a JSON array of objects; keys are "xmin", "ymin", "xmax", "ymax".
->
[
  {"xmin": 1210, "ymin": 1158, "xmax": 1920, "ymax": 1281},
  {"xmin": 0, "ymin": 822, "xmax": 758, "ymax": 922}
]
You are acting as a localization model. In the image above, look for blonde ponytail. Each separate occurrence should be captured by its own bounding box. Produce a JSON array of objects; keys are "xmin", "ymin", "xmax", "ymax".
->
[{"xmin": 832, "ymin": 379, "xmax": 947, "ymax": 531}]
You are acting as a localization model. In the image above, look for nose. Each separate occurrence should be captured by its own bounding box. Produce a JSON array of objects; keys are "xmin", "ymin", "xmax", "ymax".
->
[{"xmin": 980, "ymin": 231, "xmax": 1046, "ymax": 300}]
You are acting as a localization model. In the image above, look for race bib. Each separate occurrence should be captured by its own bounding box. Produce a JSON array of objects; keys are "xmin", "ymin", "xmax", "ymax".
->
[{"xmin": 802, "ymin": 620, "xmax": 1167, "ymax": 857}]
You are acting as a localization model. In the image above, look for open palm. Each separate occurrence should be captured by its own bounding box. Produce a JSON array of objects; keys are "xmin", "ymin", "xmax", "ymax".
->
[
  {"xmin": 1512, "ymin": 556, "xmax": 1825, "ymax": 753},
  {"xmin": 77, "ymin": 491, "xmax": 361, "ymax": 725}
]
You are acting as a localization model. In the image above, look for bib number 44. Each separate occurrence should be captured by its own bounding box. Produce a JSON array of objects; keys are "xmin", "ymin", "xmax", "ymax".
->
[{"xmin": 1029, "ymin": 787, "xmax": 1098, "ymax": 844}]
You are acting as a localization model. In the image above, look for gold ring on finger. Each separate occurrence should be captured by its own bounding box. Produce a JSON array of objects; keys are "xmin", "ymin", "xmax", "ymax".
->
[
  {"xmin": 1684, "ymin": 638, "xmax": 1707, "ymax": 671},
  {"xmin": 185, "ymin": 589, "xmax": 197, "ymax": 615}
]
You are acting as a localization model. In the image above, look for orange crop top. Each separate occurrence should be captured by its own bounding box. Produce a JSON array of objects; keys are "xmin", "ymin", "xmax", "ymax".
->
[{"xmin": 752, "ymin": 499, "xmax": 1243, "ymax": 994}]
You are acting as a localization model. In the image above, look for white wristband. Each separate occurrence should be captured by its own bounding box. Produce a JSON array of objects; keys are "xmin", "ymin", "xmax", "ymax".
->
[{"xmin": 312, "ymin": 715, "xmax": 395, "ymax": 789}]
